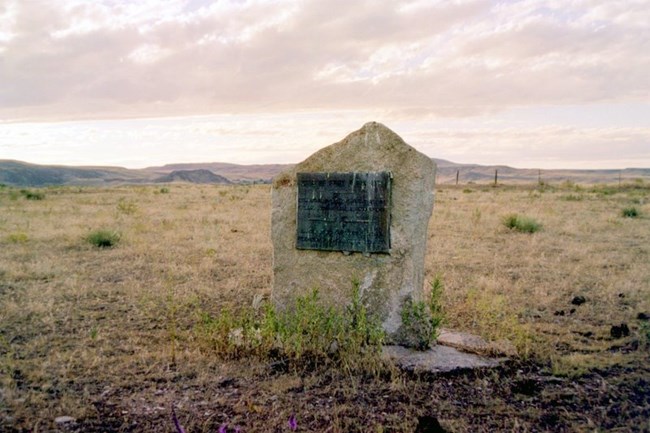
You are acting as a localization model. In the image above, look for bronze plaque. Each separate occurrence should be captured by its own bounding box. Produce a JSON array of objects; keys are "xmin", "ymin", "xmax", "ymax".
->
[{"xmin": 296, "ymin": 172, "xmax": 391, "ymax": 253}]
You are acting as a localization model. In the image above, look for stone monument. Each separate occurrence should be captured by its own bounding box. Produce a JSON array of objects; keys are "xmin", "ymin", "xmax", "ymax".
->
[{"xmin": 271, "ymin": 122, "xmax": 436, "ymax": 343}]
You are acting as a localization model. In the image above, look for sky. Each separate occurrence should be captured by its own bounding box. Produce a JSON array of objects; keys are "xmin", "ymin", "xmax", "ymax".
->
[{"xmin": 1, "ymin": 0, "xmax": 649, "ymax": 169}]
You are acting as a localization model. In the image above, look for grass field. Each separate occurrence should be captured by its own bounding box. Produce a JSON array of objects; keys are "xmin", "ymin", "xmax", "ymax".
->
[{"xmin": 1, "ymin": 182, "xmax": 649, "ymax": 432}]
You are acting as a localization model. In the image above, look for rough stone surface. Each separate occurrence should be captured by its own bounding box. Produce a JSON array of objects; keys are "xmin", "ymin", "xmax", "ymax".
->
[
  {"xmin": 382, "ymin": 345, "xmax": 503, "ymax": 374},
  {"xmin": 271, "ymin": 122, "xmax": 436, "ymax": 339}
]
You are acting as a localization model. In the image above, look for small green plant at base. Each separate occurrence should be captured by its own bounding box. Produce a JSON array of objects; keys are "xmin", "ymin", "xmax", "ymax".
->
[
  {"xmin": 85, "ymin": 229, "xmax": 121, "ymax": 248},
  {"xmin": 621, "ymin": 207, "xmax": 639, "ymax": 218},
  {"xmin": 397, "ymin": 298, "xmax": 435, "ymax": 350},
  {"xmin": 502, "ymin": 214, "xmax": 542, "ymax": 233},
  {"xmin": 159, "ymin": 187, "xmax": 170, "ymax": 194},
  {"xmin": 394, "ymin": 276, "xmax": 445, "ymax": 350}
]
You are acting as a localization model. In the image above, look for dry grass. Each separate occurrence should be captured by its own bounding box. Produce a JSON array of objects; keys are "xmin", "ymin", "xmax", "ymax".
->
[
  {"xmin": 427, "ymin": 184, "xmax": 650, "ymax": 368},
  {"xmin": 1, "ymin": 181, "xmax": 649, "ymax": 431}
]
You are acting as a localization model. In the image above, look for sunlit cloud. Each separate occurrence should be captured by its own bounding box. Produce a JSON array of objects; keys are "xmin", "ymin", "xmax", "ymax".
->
[{"xmin": 0, "ymin": 0, "xmax": 648, "ymax": 168}]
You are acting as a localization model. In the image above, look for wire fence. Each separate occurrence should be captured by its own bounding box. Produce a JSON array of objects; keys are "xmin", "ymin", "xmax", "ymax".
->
[{"xmin": 435, "ymin": 168, "xmax": 650, "ymax": 186}]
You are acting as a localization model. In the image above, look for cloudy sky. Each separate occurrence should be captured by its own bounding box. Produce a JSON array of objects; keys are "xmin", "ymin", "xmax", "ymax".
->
[{"xmin": 1, "ymin": 0, "xmax": 649, "ymax": 169}]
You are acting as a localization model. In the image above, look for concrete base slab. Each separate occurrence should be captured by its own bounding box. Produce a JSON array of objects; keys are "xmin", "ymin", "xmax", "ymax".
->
[{"xmin": 382, "ymin": 345, "xmax": 505, "ymax": 374}]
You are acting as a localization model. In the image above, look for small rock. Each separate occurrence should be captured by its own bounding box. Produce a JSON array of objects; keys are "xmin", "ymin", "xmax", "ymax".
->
[
  {"xmin": 571, "ymin": 296, "xmax": 586, "ymax": 306},
  {"xmin": 618, "ymin": 293, "xmax": 625, "ymax": 298},
  {"xmin": 512, "ymin": 378, "xmax": 540, "ymax": 396},
  {"xmin": 569, "ymin": 308, "xmax": 576, "ymax": 315},
  {"xmin": 415, "ymin": 415, "xmax": 447, "ymax": 433},
  {"xmin": 554, "ymin": 310, "xmax": 565, "ymax": 316},
  {"xmin": 637, "ymin": 312, "xmax": 649, "ymax": 321},
  {"xmin": 55, "ymin": 416, "xmax": 76, "ymax": 425},
  {"xmin": 610, "ymin": 323, "xmax": 630, "ymax": 339}
]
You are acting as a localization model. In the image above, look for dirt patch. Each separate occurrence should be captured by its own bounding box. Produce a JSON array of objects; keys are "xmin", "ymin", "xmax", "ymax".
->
[{"xmin": 4, "ymin": 359, "xmax": 645, "ymax": 433}]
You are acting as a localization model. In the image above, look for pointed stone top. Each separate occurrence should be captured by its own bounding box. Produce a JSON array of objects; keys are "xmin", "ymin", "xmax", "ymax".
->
[
  {"xmin": 282, "ymin": 122, "xmax": 431, "ymax": 175},
  {"xmin": 362, "ymin": 120, "xmax": 381, "ymax": 128}
]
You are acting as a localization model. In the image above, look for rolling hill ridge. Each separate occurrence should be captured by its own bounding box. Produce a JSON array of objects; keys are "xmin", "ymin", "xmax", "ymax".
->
[{"xmin": 1, "ymin": 159, "xmax": 648, "ymax": 187}]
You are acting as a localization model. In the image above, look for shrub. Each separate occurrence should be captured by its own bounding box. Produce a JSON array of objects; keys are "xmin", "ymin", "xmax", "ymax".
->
[
  {"xmin": 117, "ymin": 198, "xmax": 138, "ymax": 215},
  {"xmin": 622, "ymin": 207, "xmax": 639, "ymax": 218},
  {"xmin": 21, "ymin": 190, "xmax": 45, "ymax": 200},
  {"xmin": 428, "ymin": 275, "xmax": 445, "ymax": 333},
  {"xmin": 560, "ymin": 194, "xmax": 584, "ymax": 202},
  {"xmin": 159, "ymin": 187, "xmax": 170, "ymax": 194},
  {"xmin": 639, "ymin": 321, "xmax": 650, "ymax": 349},
  {"xmin": 397, "ymin": 298, "xmax": 435, "ymax": 350},
  {"xmin": 85, "ymin": 230, "xmax": 121, "ymax": 248},
  {"xmin": 502, "ymin": 214, "xmax": 542, "ymax": 233},
  {"xmin": 394, "ymin": 276, "xmax": 445, "ymax": 350},
  {"xmin": 453, "ymin": 288, "xmax": 533, "ymax": 358},
  {"xmin": 7, "ymin": 232, "xmax": 28, "ymax": 243},
  {"xmin": 195, "ymin": 284, "xmax": 385, "ymax": 372}
]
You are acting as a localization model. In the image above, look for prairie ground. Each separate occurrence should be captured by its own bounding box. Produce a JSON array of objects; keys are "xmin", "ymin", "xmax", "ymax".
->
[{"xmin": 0, "ymin": 181, "xmax": 649, "ymax": 432}]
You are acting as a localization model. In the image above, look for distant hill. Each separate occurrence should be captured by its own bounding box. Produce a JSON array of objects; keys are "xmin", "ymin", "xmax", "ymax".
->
[
  {"xmin": 154, "ymin": 169, "xmax": 231, "ymax": 184},
  {"xmin": 1, "ymin": 159, "xmax": 648, "ymax": 187},
  {"xmin": 144, "ymin": 162, "xmax": 287, "ymax": 182},
  {"xmin": 0, "ymin": 160, "xmax": 148, "ymax": 186},
  {"xmin": 431, "ymin": 159, "xmax": 650, "ymax": 185}
]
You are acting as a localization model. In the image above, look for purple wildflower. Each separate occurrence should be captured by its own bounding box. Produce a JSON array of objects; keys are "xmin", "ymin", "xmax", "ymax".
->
[
  {"xmin": 288, "ymin": 414, "xmax": 297, "ymax": 431},
  {"xmin": 235, "ymin": 427, "xmax": 241, "ymax": 433},
  {"xmin": 171, "ymin": 405, "xmax": 186, "ymax": 433},
  {"xmin": 219, "ymin": 423, "xmax": 228, "ymax": 433}
]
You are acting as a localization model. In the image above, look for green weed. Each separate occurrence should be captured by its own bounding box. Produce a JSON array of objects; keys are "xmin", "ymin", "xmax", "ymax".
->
[
  {"xmin": 21, "ymin": 190, "xmax": 45, "ymax": 200},
  {"xmin": 621, "ymin": 207, "xmax": 639, "ymax": 218},
  {"xmin": 502, "ymin": 214, "xmax": 542, "ymax": 233},
  {"xmin": 85, "ymin": 229, "xmax": 121, "ymax": 248},
  {"xmin": 7, "ymin": 232, "xmax": 29, "ymax": 243},
  {"xmin": 639, "ymin": 321, "xmax": 650, "ymax": 350},
  {"xmin": 560, "ymin": 194, "xmax": 584, "ymax": 202},
  {"xmin": 394, "ymin": 276, "xmax": 445, "ymax": 350},
  {"xmin": 456, "ymin": 288, "xmax": 533, "ymax": 357},
  {"xmin": 429, "ymin": 275, "xmax": 445, "ymax": 331},
  {"xmin": 117, "ymin": 198, "xmax": 138, "ymax": 215},
  {"xmin": 195, "ymin": 285, "xmax": 386, "ymax": 372}
]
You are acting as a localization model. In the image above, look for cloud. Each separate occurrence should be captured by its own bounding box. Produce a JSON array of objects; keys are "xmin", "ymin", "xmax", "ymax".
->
[{"xmin": 1, "ymin": 0, "xmax": 648, "ymax": 121}]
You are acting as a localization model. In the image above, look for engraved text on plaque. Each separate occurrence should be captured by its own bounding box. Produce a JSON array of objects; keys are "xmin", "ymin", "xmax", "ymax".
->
[{"xmin": 296, "ymin": 172, "xmax": 391, "ymax": 253}]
